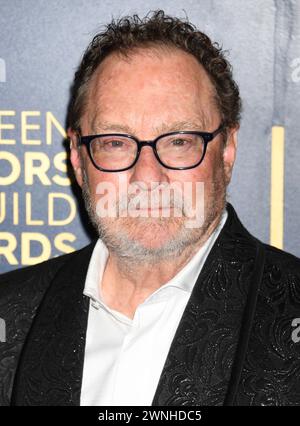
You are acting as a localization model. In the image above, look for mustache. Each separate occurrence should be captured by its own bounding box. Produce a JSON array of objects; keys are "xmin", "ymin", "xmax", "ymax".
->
[
  {"xmin": 89, "ymin": 176, "xmax": 202, "ymax": 219},
  {"xmin": 115, "ymin": 185, "xmax": 195, "ymax": 218}
]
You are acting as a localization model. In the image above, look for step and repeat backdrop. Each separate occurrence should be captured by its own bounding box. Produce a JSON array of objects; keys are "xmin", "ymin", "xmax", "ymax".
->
[{"xmin": 0, "ymin": 0, "xmax": 300, "ymax": 273}]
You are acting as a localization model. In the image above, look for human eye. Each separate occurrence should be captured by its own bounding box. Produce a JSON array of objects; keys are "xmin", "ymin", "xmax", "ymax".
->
[
  {"xmin": 104, "ymin": 138, "xmax": 124, "ymax": 148},
  {"xmin": 100, "ymin": 136, "xmax": 132, "ymax": 151},
  {"xmin": 171, "ymin": 138, "xmax": 189, "ymax": 146},
  {"xmin": 168, "ymin": 135, "xmax": 195, "ymax": 148}
]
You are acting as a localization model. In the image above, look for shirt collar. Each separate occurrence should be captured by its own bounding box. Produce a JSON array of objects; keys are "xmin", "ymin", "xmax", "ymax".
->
[{"xmin": 83, "ymin": 208, "xmax": 228, "ymax": 306}]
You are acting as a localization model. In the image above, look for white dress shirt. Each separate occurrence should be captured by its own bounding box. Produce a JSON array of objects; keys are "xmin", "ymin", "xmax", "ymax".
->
[{"xmin": 80, "ymin": 209, "xmax": 228, "ymax": 406}]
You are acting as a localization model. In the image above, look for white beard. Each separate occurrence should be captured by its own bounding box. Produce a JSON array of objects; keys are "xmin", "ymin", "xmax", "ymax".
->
[{"xmin": 81, "ymin": 170, "xmax": 227, "ymax": 266}]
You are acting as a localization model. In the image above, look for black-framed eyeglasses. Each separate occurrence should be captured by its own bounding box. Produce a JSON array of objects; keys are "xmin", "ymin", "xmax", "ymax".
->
[{"xmin": 77, "ymin": 123, "xmax": 225, "ymax": 172}]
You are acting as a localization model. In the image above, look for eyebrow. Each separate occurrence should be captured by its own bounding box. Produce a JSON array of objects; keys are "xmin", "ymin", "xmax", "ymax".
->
[{"xmin": 91, "ymin": 118, "xmax": 209, "ymax": 135}]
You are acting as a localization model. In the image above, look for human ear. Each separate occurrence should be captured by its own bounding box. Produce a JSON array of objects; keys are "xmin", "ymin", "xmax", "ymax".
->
[
  {"xmin": 222, "ymin": 125, "xmax": 239, "ymax": 185},
  {"xmin": 68, "ymin": 128, "xmax": 84, "ymax": 188}
]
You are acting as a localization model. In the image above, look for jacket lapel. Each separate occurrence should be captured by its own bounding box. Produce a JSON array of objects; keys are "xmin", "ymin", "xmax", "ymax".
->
[
  {"xmin": 152, "ymin": 203, "xmax": 265, "ymax": 406},
  {"xmin": 11, "ymin": 241, "xmax": 97, "ymax": 406}
]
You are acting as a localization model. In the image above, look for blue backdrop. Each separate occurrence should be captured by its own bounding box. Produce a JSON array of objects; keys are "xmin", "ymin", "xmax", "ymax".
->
[{"xmin": 0, "ymin": 0, "xmax": 299, "ymax": 273}]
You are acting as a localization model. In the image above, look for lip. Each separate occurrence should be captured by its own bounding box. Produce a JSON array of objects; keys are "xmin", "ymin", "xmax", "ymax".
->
[{"xmin": 134, "ymin": 206, "xmax": 175, "ymax": 210}]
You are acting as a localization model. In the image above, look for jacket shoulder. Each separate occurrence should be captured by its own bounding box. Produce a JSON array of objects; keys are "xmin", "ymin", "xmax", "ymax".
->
[
  {"xmin": 0, "ymin": 242, "xmax": 95, "ymax": 298},
  {"xmin": 257, "ymin": 241, "xmax": 300, "ymax": 317},
  {"xmin": 262, "ymin": 241, "xmax": 300, "ymax": 275},
  {"xmin": 0, "ymin": 242, "xmax": 95, "ymax": 406}
]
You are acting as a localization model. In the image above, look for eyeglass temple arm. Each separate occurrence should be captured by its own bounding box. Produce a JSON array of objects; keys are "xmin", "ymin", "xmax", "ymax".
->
[{"xmin": 208, "ymin": 123, "xmax": 226, "ymax": 141}]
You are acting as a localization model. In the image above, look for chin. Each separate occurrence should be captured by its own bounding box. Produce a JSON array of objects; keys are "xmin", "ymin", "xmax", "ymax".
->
[
  {"xmin": 133, "ymin": 234, "xmax": 173, "ymax": 250},
  {"xmin": 128, "ymin": 218, "xmax": 180, "ymax": 243}
]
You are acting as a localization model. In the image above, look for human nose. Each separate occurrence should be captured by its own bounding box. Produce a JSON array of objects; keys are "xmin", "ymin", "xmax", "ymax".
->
[{"xmin": 129, "ymin": 145, "xmax": 168, "ymax": 187}]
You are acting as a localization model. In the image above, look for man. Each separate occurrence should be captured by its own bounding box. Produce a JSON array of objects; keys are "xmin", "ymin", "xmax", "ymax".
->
[{"xmin": 0, "ymin": 10, "xmax": 300, "ymax": 406}]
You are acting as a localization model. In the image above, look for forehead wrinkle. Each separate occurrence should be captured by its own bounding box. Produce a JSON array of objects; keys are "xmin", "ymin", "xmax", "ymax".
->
[{"xmin": 90, "ymin": 115, "xmax": 211, "ymax": 136}]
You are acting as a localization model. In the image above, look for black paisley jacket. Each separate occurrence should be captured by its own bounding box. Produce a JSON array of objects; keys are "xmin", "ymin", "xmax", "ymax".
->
[{"xmin": 0, "ymin": 203, "xmax": 300, "ymax": 406}]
